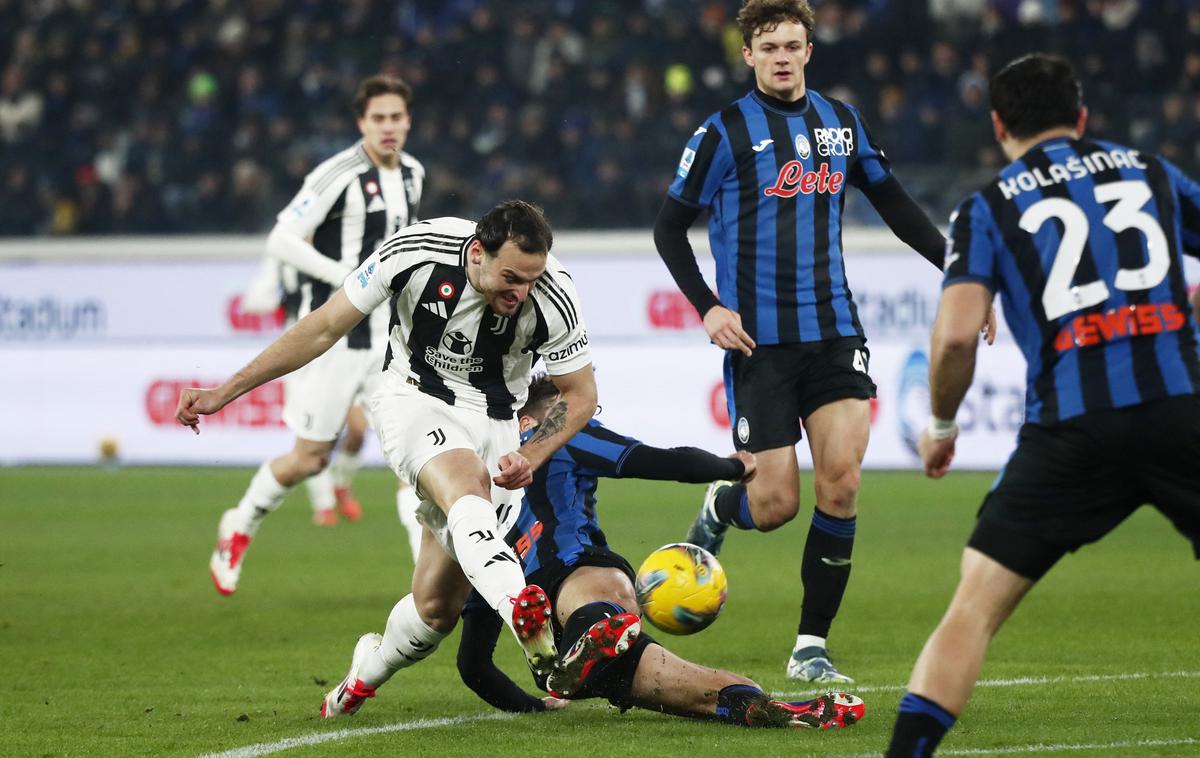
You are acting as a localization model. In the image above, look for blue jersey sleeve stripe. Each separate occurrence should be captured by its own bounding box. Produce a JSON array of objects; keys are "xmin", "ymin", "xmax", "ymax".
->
[
  {"xmin": 671, "ymin": 123, "xmax": 727, "ymax": 207},
  {"xmin": 846, "ymin": 103, "xmax": 891, "ymax": 188},
  {"xmin": 1144, "ymin": 156, "xmax": 1200, "ymax": 396},
  {"xmin": 1159, "ymin": 157, "xmax": 1200, "ymax": 256},
  {"xmin": 943, "ymin": 274, "xmax": 996, "ymax": 291},
  {"xmin": 666, "ymin": 190, "xmax": 705, "ymax": 208},
  {"xmin": 612, "ymin": 441, "xmax": 642, "ymax": 477}
]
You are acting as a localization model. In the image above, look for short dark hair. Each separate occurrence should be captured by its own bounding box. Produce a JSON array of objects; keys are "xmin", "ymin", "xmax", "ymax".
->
[
  {"xmin": 353, "ymin": 75, "xmax": 413, "ymax": 118},
  {"xmin": 518, "ymin": 374, "xmax": 560, "ymax": 421},
  {"xmin": 989, "ymin": 54, "xmax": 1082, "ymax": 140},
  {"xmin": 737, "ymin": 0, "xmax": 815, "ymax": 47},
  {"xmin": 476, "ymin": 200, "xmax": 553, "ymax": 256}
]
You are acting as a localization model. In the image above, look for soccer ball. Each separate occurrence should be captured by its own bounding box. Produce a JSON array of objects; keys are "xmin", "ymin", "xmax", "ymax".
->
[{"xmin": 634, "ymin": 542, "xmax": 727, "ymax": 635}]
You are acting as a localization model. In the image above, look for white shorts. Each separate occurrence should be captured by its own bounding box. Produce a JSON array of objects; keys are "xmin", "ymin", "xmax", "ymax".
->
[
  {"xmin": 369, "ymin": 374, "xmax": 522, "ymax": 560},
  {"xmin": 282, "ymin": 348, "xmax": 385, "ymax": 441}
]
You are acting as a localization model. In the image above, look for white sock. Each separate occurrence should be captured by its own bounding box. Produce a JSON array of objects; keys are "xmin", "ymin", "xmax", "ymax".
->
[
  {"xmin": 357, "ymin": 594, "xmax": 447, "ymax": 687},
  {"xmin": 396, "ymin": 484, "xmax": 422, "ymax": 563},
  {"xmin": 304, "ymin": 468, "xmax": 336, "ymax": 512},
  {"xmin": 233, "ymin": 462, "xmax": 291, "ymax": 536},
  {"xmin": 795, "ymin": 634, "xmax": 827, "ymax": 652},
  {"xmin": 446, "ymin": 495, "xmax": 526, "ymax": 622},
  {"xmin": 331, "ymin": 451, "xmax": 360, "ymax": 489}
]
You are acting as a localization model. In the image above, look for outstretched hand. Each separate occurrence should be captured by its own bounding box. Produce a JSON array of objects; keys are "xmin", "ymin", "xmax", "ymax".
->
[
  {"xmin": 175, "ymin": 387, "xmax": 230, "ymax": 434},
  {"xmin": 703, "ymin": 305, "xmax": 756, "ymax": 357},
  {"xmin": 494, "ymin": 451, "xmax": 533, "ymax": 490},
  {"xmin": 542, "ymin": 696, "xmax": 570, "ymax": 711}
]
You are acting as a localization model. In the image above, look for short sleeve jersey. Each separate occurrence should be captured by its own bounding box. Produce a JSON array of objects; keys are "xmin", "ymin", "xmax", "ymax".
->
[{"xmin": 344, "ymin": 217, "xmax": 591, "ymax": 419}]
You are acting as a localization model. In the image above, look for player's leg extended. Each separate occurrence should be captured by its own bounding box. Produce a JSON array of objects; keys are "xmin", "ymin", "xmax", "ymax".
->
[
  {"xmin": 688, "ymin": 446, "xmax": 802, "ymax": 553},
  {"xmin": 886, "ymin": 548, "xmax": 1033, "ymax": 757},
  {"xmin": 330, "ymin": 403, "xmax": 368, "ymax": 521},
  {"xmin": 545, "ymin": 566, "xmax": 642, "ymax": 697},
  {"xmin": 418, "ymin": 449, "xmax": 556, "ymax": 674},
  {"xmin": 322, "ymin": 526, "xmax": 468, "ymax": 717},
  {"xmin": 786, "ymin": 397, "xmax": 869, "ymax": 682},
  {"xmin": 210, "ymin": 436, "xmax": 335, "ymax": 595},
  {"xmin": 620, "ymin": 643, "xmax": 863, "ymax": 729}
]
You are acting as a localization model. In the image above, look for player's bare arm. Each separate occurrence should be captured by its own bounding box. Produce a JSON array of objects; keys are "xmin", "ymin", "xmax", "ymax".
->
[
  {"xmin": 495, "ymin": 365, "xmax": 597, "ymax": 489},
  {"xmin": 918, "ymin": 282, "xmax": 992, "ymax": 478},
  {"xmin": 175, "ymin": 289, "xmax": 367, "ymax": 433}
]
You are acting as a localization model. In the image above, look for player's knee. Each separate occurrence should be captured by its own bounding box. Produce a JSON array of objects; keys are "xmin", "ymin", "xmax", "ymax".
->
[
  {"xmin": 814, "ymin": 465, "xmax": 860, "ymax": 515},
  {"xmin": 751, "ymin": 491, "xmax": 800, "ymax": 531}
]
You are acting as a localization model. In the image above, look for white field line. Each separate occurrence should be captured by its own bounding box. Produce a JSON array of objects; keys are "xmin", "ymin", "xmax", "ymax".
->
[
  {"xmin": 198, "ymin": 711, "xmax": 515, "ymax": 758},
  {"xmin": 782, "ymin": 669, "xmax": 1200, "ymax": 698},
  {"xmin": 202, "ymin": 670, "xmax": 1200, "ymax": 758},
  {"xmin": 836, "ymin": 737, "xmax": 1200, "ymax": 757}
]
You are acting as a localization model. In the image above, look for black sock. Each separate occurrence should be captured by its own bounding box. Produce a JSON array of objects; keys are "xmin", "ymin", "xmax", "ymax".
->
[
  {"xmin": 797, "ymin": 507, "xmax": 855, "ymax": 638},
  {"xmin": 561, "ymin": 600, "xmax": 623, "ymax": 643},
  {"xmin": 714, "ymin": 483, "xmax": 756, "ymax": 529},
  {"xmin": 714, "ymin": 683, "xmax": 766, "ymax": 726},
  {"xmin": 885, "ymin": 692, "xmax": 956, "ymax": 757}
]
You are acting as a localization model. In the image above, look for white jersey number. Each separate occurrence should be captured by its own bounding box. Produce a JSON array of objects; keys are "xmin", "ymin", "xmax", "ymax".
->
[{"xmin": 1020, "ymin": 180, "xmax": 1170, "ymax": 321}]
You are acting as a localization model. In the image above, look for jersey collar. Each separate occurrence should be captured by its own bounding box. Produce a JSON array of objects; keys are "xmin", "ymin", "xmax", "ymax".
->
[{"xmin": 751, "ymin": 89, "xmax": 810, "ymax": 116}]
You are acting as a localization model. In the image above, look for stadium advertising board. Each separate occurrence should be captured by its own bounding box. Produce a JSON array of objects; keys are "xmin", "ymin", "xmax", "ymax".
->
[{"xmin": 2, "ymin": 251, "xmax": 1196, "ymax": 466}]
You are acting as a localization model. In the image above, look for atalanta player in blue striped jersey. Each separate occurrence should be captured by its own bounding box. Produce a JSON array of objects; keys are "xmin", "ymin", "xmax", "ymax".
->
[
  {"xmin": 655, "ymin": 0, "xmax": 995, "ymax": 684},
  {"xmin": 886, "ymin": 54, "xmax": 1200, "ymax": 757},
  {"xmin": 455, "ymin": 377, "xmax": 865, "ymax": 730}
]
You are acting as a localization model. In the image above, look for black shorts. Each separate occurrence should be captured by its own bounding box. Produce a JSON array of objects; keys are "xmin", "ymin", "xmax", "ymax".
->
[
  {"xmin": 527, "ymin": 544, "xmax": 637, "ymax": 623},
  {"xmin": 968, "ymin": 394, "xmax": 1200, "ymax": 581},
  {"xmin": 724, "ymin": 336, "xmax": 876, "ymax": 452}
]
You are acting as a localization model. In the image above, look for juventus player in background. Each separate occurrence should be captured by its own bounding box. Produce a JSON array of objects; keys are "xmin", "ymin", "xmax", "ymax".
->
[
  {"xmin": 207, "ymin": 75, "xmax": 425, "ymax": 595},
  {"xmin": 653, "ymin": 0, "xmax": 994, "ymax": 683},
  {"xmin": 176, "ymin": 201, "xmax": 598, "ymax": 718},
  {"xmin": 887, "ymin": 54, "xmax": 1200, "ymax": 756}
]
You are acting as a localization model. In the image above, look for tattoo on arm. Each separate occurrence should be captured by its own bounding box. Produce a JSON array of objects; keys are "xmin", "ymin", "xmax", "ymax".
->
[{"xmin": 529, "ymin": 400, "xmax": 568, "ymax": 443}]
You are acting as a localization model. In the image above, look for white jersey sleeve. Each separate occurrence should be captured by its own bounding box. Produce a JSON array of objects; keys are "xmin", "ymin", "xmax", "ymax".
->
[
  {"xmin": 343, "ymin": 253, "xmax": 391, "ymax": 315},
  {"xmin": 534, "ymin": 256, "xmax": 591, "ymax": 375},
  {"xmin": 343, "ymin": 217, "xmax": 474, "ymax": 315}
]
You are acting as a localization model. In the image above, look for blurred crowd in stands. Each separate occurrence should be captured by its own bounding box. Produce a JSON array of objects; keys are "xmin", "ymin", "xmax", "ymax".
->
[{"xmin": 2, "ymin": 0, "xmax": 1199, "ymax": 235}]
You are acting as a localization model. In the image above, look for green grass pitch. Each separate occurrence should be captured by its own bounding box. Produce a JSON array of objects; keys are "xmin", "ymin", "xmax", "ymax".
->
[{"xmin": 1, "ymin": 467, "xmax": 1197, "ymax": 757}]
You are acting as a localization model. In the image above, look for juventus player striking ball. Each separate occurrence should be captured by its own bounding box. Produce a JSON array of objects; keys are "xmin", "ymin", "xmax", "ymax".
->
[{"xmin": 176, "ymin": 200, "xmax": 599, "ymax": 719}]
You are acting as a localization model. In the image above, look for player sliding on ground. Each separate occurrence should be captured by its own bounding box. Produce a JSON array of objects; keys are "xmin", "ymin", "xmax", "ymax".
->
[
  {"xmin": 176, "ymin": 201, "xmax": 598, "ymax": 717},
  {"xmin": 455, "ymin": 377, "xmax": 866, "ymax": 730}
]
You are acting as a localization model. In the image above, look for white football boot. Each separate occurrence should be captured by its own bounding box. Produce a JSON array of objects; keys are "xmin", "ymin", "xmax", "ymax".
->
[{"xmin": 321, "ymin": 633, "xmax": 383, "ymax": 718}]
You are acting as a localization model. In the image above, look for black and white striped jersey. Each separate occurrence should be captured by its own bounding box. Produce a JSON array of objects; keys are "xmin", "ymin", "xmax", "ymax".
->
[
  {"xmin": 343, "ymin": 217, "xmax": 592, "ymax": 420},
  {"xmin": 276, "ymin": 140, "xmax": 425, "ymax": 351}
]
